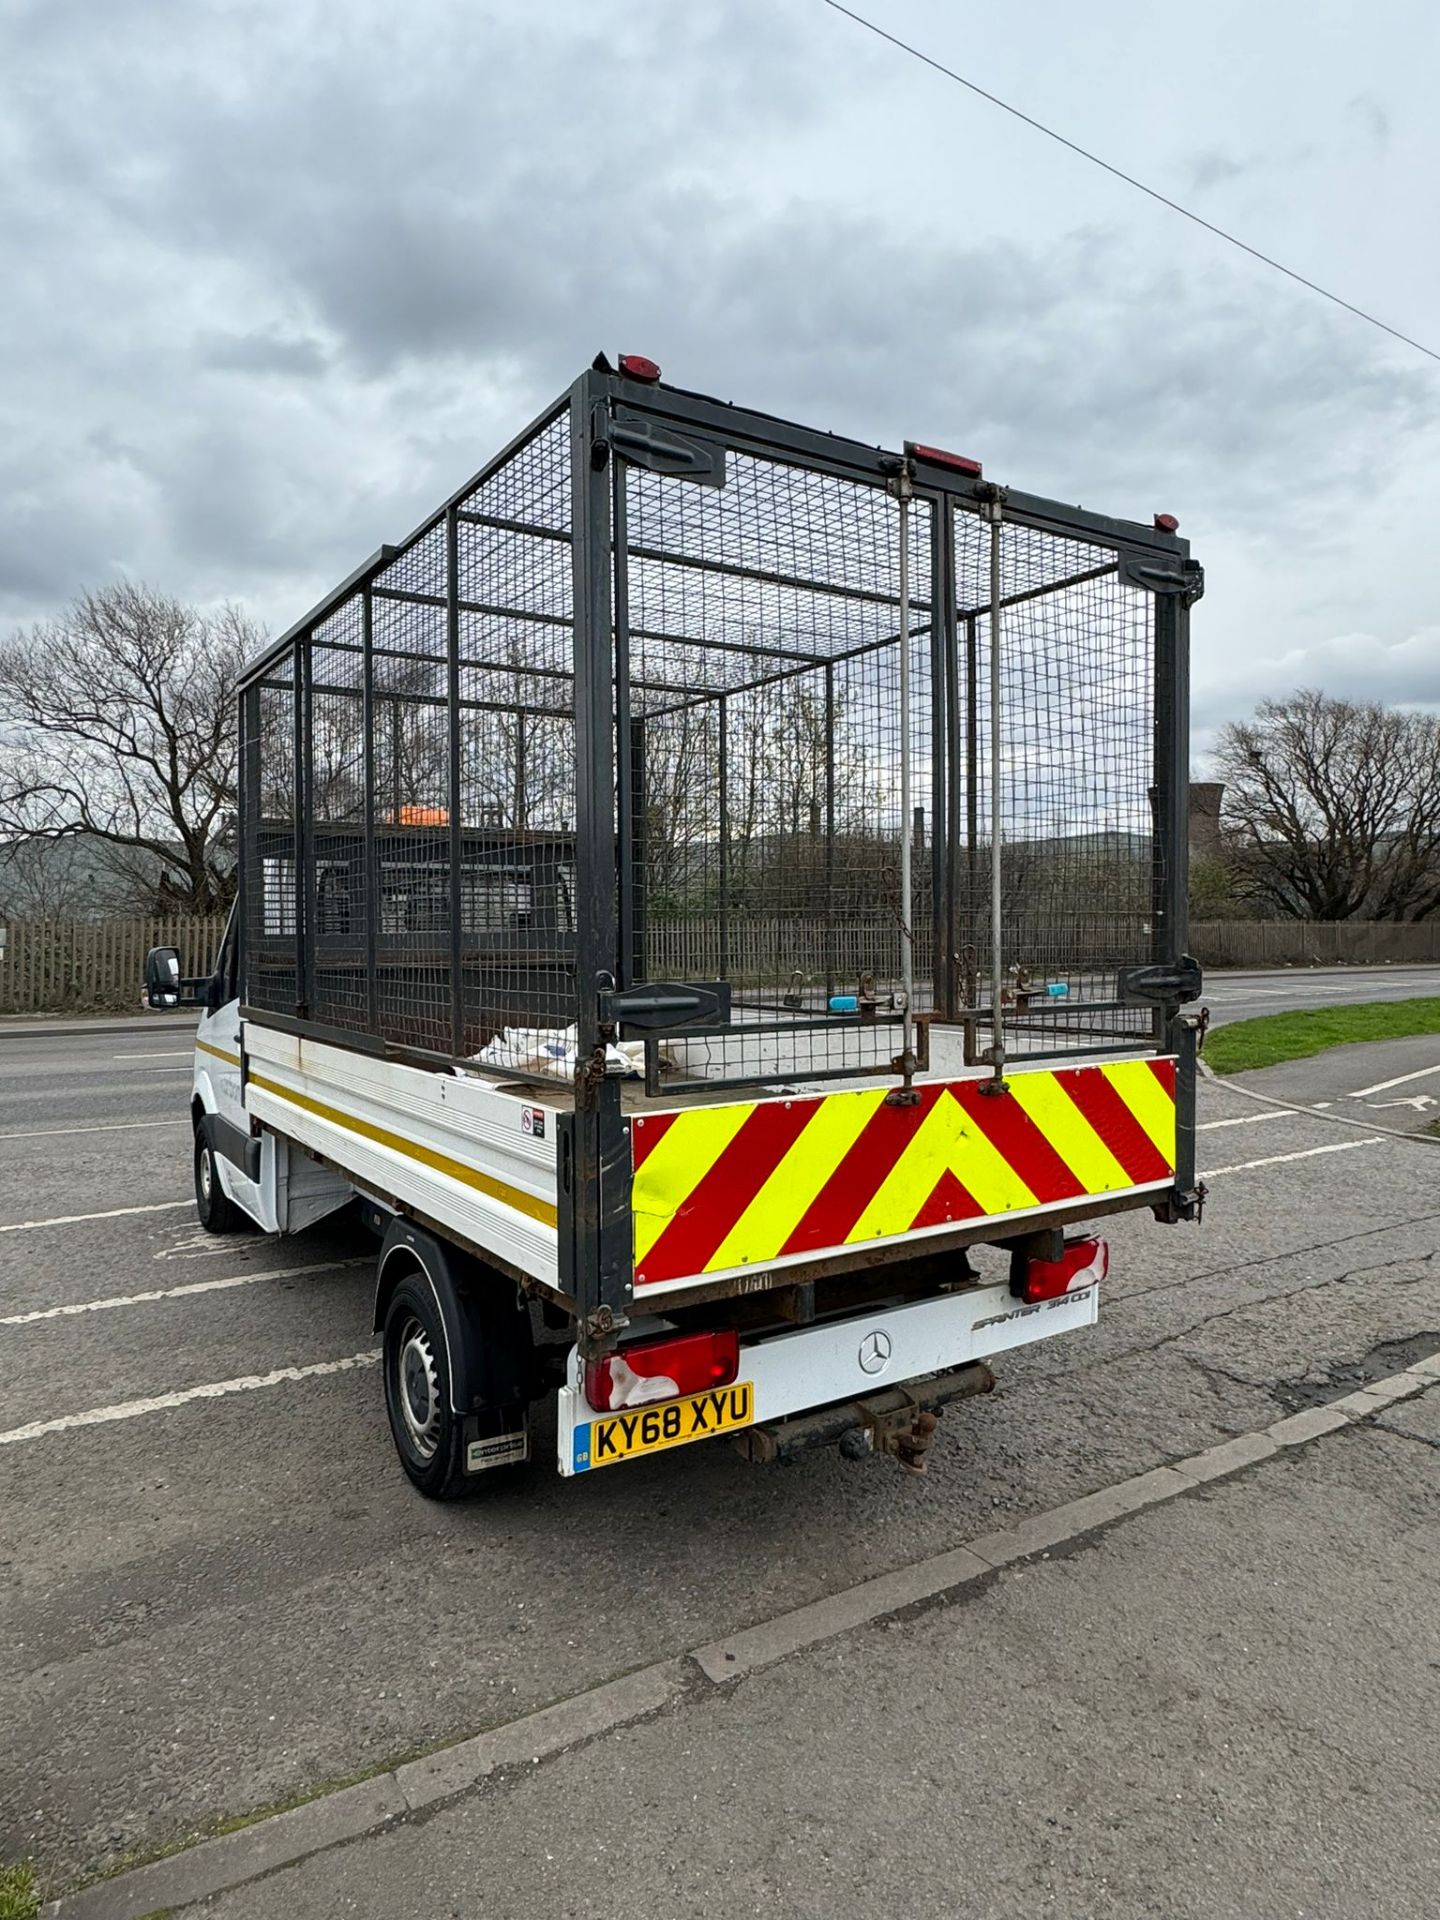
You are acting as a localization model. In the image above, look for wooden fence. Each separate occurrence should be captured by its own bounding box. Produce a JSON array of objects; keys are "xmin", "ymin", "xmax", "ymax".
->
[
  {"xmin": 0, "ymin": 917, "xmax": 227, "ymax": 1015},
  {"xmin": 1, "ymin": 913, "xmax": 1437, "ymax": 1016}
]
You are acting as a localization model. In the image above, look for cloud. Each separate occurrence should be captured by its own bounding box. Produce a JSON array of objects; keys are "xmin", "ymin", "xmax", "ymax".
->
[
  {"xmin": 201, "ymin": 331, "xmax": 329, "ymax": 378},
  {"xmin": 0, "ymin": 0, "xmax": 1435, "ymax": 762},
  {"xmin": 1194, "ymin": 629, "xmax": 1440, "ymax": 734},
  {"xmin": 1347, "ymin": 94, "xmax": 1391, "ymax": 150},
  {"xmin": 1185, "ymin": 149, "xmax": 1253, "ymax": 192}
]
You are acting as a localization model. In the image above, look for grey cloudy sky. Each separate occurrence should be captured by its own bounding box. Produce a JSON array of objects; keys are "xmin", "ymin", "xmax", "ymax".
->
[{"xmin": 3, "ymin": 0, "xmax": 1437, "ymax": 753}]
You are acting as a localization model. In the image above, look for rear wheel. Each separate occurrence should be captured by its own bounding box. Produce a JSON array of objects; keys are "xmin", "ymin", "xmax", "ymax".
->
[
  {"xmin": 194, "ymin": 1123, "xmax": 243, "ymax": 1234},
  {"xmin": 383, "ymin": 1273, "xmax": 471, "ymax": 1499}
]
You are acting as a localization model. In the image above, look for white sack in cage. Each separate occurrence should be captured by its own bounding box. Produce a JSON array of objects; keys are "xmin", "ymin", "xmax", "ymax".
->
[{"xmin": 467, "ymin": 1026, "xmax": 644, "ymax": 1078}]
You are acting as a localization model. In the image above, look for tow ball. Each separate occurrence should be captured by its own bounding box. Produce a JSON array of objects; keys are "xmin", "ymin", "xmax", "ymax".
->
[{"xmin": 840, "ymin": 1396, "xmax": 941, "ymax": 1474}]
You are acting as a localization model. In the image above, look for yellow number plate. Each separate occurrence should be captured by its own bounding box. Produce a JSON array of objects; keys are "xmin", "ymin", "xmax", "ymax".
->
[{"xmin": 574, "ymin": 1381, "xmax": 754, "ymax": 1472}]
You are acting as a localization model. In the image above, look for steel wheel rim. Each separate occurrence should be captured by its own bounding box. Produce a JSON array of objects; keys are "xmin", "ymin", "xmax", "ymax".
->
[
  {"xmin": 198, "ymin": 1143, "xmax": 213, "ymax": 1202},
  {"xmin": 395, "ymin": 1315, "xmax": 442, "ymax": 1460}
]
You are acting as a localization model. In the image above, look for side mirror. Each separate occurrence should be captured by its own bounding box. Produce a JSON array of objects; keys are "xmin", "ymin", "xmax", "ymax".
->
[
  {"xmin": 144, "ymin": 947, "xmax": 209, "ymax": 1010},
  {"xmin": 145, "ymin": 946, "xmax": 182, "ymax": 1009}
]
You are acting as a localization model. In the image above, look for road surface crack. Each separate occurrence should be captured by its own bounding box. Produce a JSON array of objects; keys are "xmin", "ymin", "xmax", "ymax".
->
[{"xmin": 1373, "ymin": 1420, "xmax": 1440, "ymax": 1454}]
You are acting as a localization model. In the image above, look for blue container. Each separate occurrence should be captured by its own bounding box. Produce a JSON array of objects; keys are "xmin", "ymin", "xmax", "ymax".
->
[
  {"xmin": 828, "ymin": 994, "xmax": 859, "ymax": 1013},
  {"xmin": 1044, "ymin": 981, "xmax": 1070, "ymax": 999}
]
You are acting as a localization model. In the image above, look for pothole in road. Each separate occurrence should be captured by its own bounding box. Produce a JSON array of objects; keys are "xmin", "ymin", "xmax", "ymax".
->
[{"xmin": 1274, "ymin": 1331, "xmax": 1440, "ymax": 1411}]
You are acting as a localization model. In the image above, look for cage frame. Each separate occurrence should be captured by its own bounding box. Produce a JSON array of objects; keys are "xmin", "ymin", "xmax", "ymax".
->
[{"xmin": 236, "ymin": 363, "xmax": 1202, "ymax": 1326}]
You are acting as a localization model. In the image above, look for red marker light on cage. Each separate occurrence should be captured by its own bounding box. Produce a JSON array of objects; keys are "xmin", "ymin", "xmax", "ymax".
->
[
  {"xmin": 906, "ymin": 442, "xmax": 983, "ymax": 477},
  {"xmin": 1154, "ymin": 512, "xmax": 1180, "ymax": 533},
  {"xmin": 618, "ymin": 354, "xmax": 662, "ymax": 383}
]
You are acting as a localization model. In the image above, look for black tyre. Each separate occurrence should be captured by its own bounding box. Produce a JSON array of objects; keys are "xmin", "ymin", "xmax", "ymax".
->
[
  {"xmin": 383, "ymin": 1272, "xmax": 472, "ymax": 1500},
  {"xmin": 194, "ymin": 1122, "xmax": 244, "ymax": 1234}
]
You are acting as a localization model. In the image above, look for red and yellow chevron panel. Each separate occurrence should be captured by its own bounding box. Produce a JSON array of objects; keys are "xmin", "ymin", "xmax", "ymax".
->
[{"xmin": 630, "ymin": 1058, "xmax": 1177, "ymax": 1288}]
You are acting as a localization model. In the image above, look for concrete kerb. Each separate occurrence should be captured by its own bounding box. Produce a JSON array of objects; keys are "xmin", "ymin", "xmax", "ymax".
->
[
  {"xmin": 44, "ymin": 1366, "xmax": 1439, "ymax": 1920},
  {"xmin": 391, "ymin": 1660, "xmax": 688, "ymax": 1810},
  {"xmin": 47, "ymin": 1778, "xmax": 409, "ymax": 1920}
]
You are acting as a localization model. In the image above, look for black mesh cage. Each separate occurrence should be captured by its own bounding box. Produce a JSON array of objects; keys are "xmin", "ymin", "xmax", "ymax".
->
[{"xmin": 239, "ymin": 373, "xmax": 1193, "ymax": 1093}]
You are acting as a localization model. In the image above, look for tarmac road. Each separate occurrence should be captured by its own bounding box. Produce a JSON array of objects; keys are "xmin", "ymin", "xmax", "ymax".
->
[
  {"xmin": 1201, "ymin": 961, "xmax": 1440, "ymax": 1024},
  {"xmin": 2, "ymin": 990, "xmax": 1439, "ymax": 1908}
]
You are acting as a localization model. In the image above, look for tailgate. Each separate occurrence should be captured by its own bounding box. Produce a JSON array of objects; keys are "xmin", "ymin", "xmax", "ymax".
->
[{"xmin": 630, "ymin": 1057, "xmax": 1176, "ymax": 1295}]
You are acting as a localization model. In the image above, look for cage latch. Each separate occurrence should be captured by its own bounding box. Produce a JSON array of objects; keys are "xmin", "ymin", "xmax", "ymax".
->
[
  {"xmin": 1116, "ymin": 956, "xmax": 1204, "ymax": 1006},
  {"xmin": 599, "ymin": 980, "xmax": 733, "ymax": 1031},
  {"xmin": 1120, "ymin": 551, "xmax": 1206, "ymax": 605},
  {"xmin": 609, "ymin": 410, "xmax": 726, "ymax": 488}
]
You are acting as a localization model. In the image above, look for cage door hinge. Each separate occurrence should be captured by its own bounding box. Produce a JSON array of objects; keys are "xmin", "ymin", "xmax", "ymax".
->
[
  {"xmin": 1156, "ymin": 1180, "xmax": 1207, "ymax": 1225},
  {"xmin": 974, "ymin": 479, "xmax": 1008, "ymax": 523},
  {"xmin": 608, "ymin": 409, "xmax": 726, "ymax": 488}
]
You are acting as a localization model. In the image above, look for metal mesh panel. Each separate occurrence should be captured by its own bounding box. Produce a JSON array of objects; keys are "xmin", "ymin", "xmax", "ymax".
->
[
  {"xmin": 452, "ymin": 410, "xmax": 576, "ymax": 1062},
  {"xmin": 370, "ymin": 523, "xmax": 454, "ymax": 1054},
  {"xmin": 952, "ymin": 507, "xmax": 1156, "ymax": 1060},
  {"xmin": 243, "ymin": 671, "xmax": 299, "ymax": 1014},
  {"xmin": 238, "ymin": 377, "xmax": 1172, "ymax": 1095},
  {"xmin": 240, "ymin": 402, "xmax": 579, "ymax": 1069},
  {"xmin": 307, "ymin": 618, "xmax": 367, "ymax": 1033},
  {"xmin": 621, "ymin": 452, "xmax": 931, "ymax": 1086}
]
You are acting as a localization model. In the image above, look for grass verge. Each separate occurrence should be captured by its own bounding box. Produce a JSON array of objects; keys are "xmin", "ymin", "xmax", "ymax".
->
[
  {"xmin": 0, "ymin": 1863, "xmax": 39, "ymax": 1920},
  {"xmin": 1205, "ymin": 997, "xmax": 1440, "ymax": 1075}
]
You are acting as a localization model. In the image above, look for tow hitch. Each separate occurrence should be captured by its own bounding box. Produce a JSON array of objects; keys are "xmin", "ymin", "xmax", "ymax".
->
[{"xmin": 734, "ymin": 1362, "xmax": 995, "ymax": 1472}]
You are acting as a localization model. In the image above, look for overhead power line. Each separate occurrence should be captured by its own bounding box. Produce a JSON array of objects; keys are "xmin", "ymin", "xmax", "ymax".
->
[{"xmin": 820, "ymin": 0, "xmax": 1440, "ymax": 367}]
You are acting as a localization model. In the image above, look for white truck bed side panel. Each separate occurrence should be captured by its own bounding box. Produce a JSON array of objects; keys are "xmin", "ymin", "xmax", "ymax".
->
[{"xmin": 242, "ymin": 1026, "xmax": 561, "ymax": 1287}]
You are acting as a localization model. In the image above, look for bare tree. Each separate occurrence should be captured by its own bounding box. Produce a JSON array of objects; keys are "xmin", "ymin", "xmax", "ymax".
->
[
  {"xmin": 1215, "ymin": 690, "xmax": 1440, "ymax": 921},
  {"xmin": 0, "ymin": 583, "xmax": 261, "ymax": 912},
  {"xmin": 0, "ymin": 836, "xmax": 101, "ymax": 919}
]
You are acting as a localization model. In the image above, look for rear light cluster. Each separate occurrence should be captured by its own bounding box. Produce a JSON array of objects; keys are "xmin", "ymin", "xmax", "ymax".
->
[
  {"xmin": 1019, "ymin": 1236, "xmax": 1108, "ymax": 1303},
  {"xmin": 584, "ymin": 1328, "xmax": 739, "ymax": 1412}
]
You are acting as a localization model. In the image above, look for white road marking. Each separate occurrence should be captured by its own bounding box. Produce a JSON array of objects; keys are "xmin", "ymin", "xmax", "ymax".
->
[
  {"xmin": 0, "ymin": 1200, "xmax": 190, "ymax": 1234},
  {"xmin": 113, "ymin": 1050, "xmax": 192, "ymax": 1059},
  {"xmin": 1196, "ymin": 1112, "xmax": 1290, "ymax": 1132},
  {"xmin": 0, "ymin": 1258, "xmax": 367, "ymax": 1326},
  {"xmin": 1204, "ymin": 1139, "xmax": 1381, "ymax": 1178},
  {"xmin": 0, "ymin": 1119, "xmax": 186, "ymax": 1141},
  {"xmin": 1348, "ymin": 1062, "xmax": 1440, "ymax": 1099},
  {"xmin": 0, "ymin": 1349, "xmax": 380, "ymax": 1448}
]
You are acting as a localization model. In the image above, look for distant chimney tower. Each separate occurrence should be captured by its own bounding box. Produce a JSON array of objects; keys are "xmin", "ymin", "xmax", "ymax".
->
[{"xmin": 1189, "ymin": 782, "xmax": 1224, "ymax": 862}]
